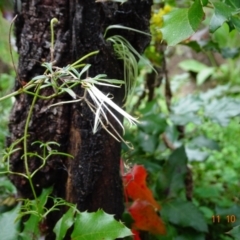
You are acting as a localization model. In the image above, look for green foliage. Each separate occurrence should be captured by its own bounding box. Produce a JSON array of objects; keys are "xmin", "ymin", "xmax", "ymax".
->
[
  {"xmin": 210, "ymin": 1, "xmax": 240, "ymax": 32},
  {"xmin": 0, "ymin": 203, "xmax": 21, "ymax": 240},
  {"xmin": 54, "ymin": 207, "xmax": 76, "ymax": 240},
  {"xmin": 0, "ymin": 73, "xmax": 14, "ymax": 152},
  {"xmin": 122, "ymin": 1, "xmax": 240, "ymax": 239},
  {"xmin": 161, "ymin": 0, "xmax": 204, "ymax": 46},
  {"xmin": 227, "ymin": 226, "xmax": 240, "ymax": 239},
  {"xmin": 162, "ymin": 199, "xmax": 208, "ymax": 232},
  {"xmin": 19, "ymin": 188, "xmax": 53, "ymax": 239},
  {"xmin": 71, "ymin": 210, "xmax": 132, "ymax": 240},
  {"xmin": 156, "ymin": 147, "xmax": 188, "ymax": 199},
  {"xmin": 179, "ymin": 59, "xmax": 215, "ymax": 85},
  {"xmin": 161, "ymin": 0, "xmax": 240, "ymax": 46}
]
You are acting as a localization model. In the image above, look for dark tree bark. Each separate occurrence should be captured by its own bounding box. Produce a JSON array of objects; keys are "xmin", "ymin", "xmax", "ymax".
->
[{"xmin": 8, "ymin": 0, "xmax": 152, "ymax": 237}]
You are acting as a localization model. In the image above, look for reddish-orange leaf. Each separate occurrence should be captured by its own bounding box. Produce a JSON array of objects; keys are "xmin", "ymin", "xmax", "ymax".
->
[
  {"xmin": 123, "ymin": 165, "xmax": 160, "ymax": 210},
  {"xmin": 131, "ymin": 229, "xmax": 141, "ymax": 240},
  {"xmin": 129, "ymin": 200, "xmax": 166, "ymax": 235}
]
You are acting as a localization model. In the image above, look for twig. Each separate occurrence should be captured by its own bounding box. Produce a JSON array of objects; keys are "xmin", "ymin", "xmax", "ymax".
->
[{"xmin": 9, "ymin": 15, "xmax": 19, "ymax": 83}]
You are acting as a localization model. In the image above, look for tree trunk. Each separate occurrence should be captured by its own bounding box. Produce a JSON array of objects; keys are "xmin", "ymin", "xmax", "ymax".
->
[{"xmin": 8, "ymin": 0, "xmax": 152, "ymax": 236}]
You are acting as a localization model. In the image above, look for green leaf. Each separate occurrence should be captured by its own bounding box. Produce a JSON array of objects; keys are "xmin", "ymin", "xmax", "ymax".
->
[
  {"xmin": 197, "ymin": 67, "xmax": 215, "ymax": 85},
  {"xmin": 54, "ymin": 207, "xmax": 76, "ymax": 240},
  {"xmin": 161, "ymin": 199, "xmax": 208, "ymax": 232},
  {"xmin": 186, "ymin": 148, "xmax": 209, "ymax": 162},
  {"xmin": 204, "ymin": 97, "xmax": 240, "ymax": 126},
  {"xmin": 170, "ymin": 112, "xmax": 201, "ymax": 125},
  {"xmin": 0, "ymin": 204, "xmax": 21, "ymax": 240},
  {"xmin": 122, "ymin": 211, "xmax": 134, "ymax": 228},
  {"xmin": 161, "ymin": 0, "xmax": 204, "ymax": 46},
  {"xmin": 209, "ymin": 2, "xmax": 235, "ymax": 32},
  {"xmin": 138, "ymin": 114, "xmax": 167, "ymax": 135},
  {"xmin": 194, "ymin": 186, "xmax": 222, "ymax": 199},
  {"xmin": 183, "ymin": 41, "xmax": 202, "ymax": 52},
  {"xmin": 179, "ymin": 59, "xmax": 207, "ymax": 72},
  {"xmin": 188, "ymin": 136, "xmax": 219, "ymax": 150},
  {"xmin": 138, "ymin": 132, "xmax": 158, "ymax": 153},
  {"xmin": 200, "ymin": 84, "xmax": 229, "ymax": 101},
  {"xmin": 175, "ymin": 231, "xmax": 205, "ymax": 240},
  {"xmin": 199, "ymin": 206, "xmax": 214, "ymax": 219},
  {"xmin": 201, "ymin": 0, "xmax": 208, "ymax": 6},
  {"xmin": 221, "ymin": 46, "xmax": 240, "ymax": 59},
  {"xmin": 225, "ymin": 0, "xmax": 240, "ymax": 8},
  {"xmin": 62, "ymin": 88, "xmax": 77, "ymax": 99},
  {"xmin": 71, "ymin": 209, "xmax": 132, "ymax": 240},
  {"xmin": 32, "ymin": 75, "xmax": 48, "ymax": 81},
  {"xmin": 227, "ymin": 226, "xmax": 240, "ymax": 239},
  {"xmin": 170, "ymin": 95, "xmax": 202, "ymax": 125},
  {"xmin": 157, "ymin": 146, "xmax": 188, "ymax": 198},
  {"xmin": 188, "ymin": 0, "xmax": 204, "ymax": 30},
  {"xmin": 215, "ymin": 205, "xmax": 240, "ymax": 225},
  {"xmin": 167, "ymin": 146, "xmax": 188, "ymax": 194},
  {"xmin": 20, "ymin": 188, "xmax": 53, "ymax": 240},
  {"xmin": 231, "ymin": 16, "xmax": 240, "ymax": 32}
]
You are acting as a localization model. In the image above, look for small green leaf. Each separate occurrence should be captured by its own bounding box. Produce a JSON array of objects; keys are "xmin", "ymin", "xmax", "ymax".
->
[
  {"xmin": 20, "ymin": 188, "xmax": 53, "ymax": 240},
  {"xmin": 194, "ymin": 186, "xmax": 222, "ymax": 199},
  {"xmin": 32, "ymin": 75, "xmax": 47, "ymax": 81},
  {"xmin": 0, "ymin": 204, "xmax": 21, "ymax": 240},
  {"xmin": 138, "ymin": 114, "xmax": 167, "ymax": 135},
  {"xmin": 209, "ymin": 2, "xmax": 235, "ymax": 32},
  {"xmin": 161, "ymin": 9, "xmax": 191, "ymax": 46},
  {"xmin": 227, "ymin": 226, "xmax": 240, "ymax": 238},
  {"xmin": 186, "ymin": 148, "xmax": 209, "ymax": 162},
  {"xmin": 188, "ymin": 0, "xmax": 204, "ymax": 30},
  {"xmin": 188, "ymin": 136, "xmax": 219, "ymax": 150},
  {"xmin": 221, "ymin": 48, "xmax": 240, "ymax": 59},
  {"xmin": 204, "ymin": 97, "xmax": 240, "ymax": 126},
  {"xmin": 231, "ymin": 16, "xmax": 240, "ymax": 32},
  {"xmin": 225, "ymin": 0, "xmax": 240, "ymax": 8},
  {"xmin": 161, "ymin": 0, "xmax": 204, "ymax": 46},
  {"xmin": 157, "ymin": 146, "xmax": 188, "ymax": 199},
  {"xmin": 179, "ymin": 59, "xmax": 207, "ymax": 72},
  {"xmin": 54, "ymin": 207, "xmax": 76, "ymax": 240},
  {"xmin": 71, "ymin": 209, "xmax": 132, "ymax": 240},
  {"xmin": 166, "ymin": 146, "xmax": 188, "ymax": 194},
  {"xmin": 62, "ymin": 88, "xmax": 77, "ymax": 99},
  {"xmin": 197, "ymin": 67, "xmax": 215, "ymax": 85},
  {"xmin": 162, "ymin": 199, "xmax": 208, "ymax": 232},
  {"xmin": 199, "ymin": 206, "xmax": 214, "ymax": 219},
  {"xmin": 78, "ymin": 64, "xmax": 91, "ymax": 79},
  {"xmin": 138, "ymin": 132, "xmax": 158, "ymax": 153},
  {"xmin": 170, "ymin": 95, "xmax": 202, "ymax": 125}
]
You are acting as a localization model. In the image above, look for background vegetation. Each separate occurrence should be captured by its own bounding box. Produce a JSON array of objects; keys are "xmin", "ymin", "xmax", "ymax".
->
[
  {"xmin": 122, "ymin": 0, "xmax": 240, "ymax": 239},
  {"xmin": 1, "ymin": 0, "xmax": 240, "ymax": 239}
]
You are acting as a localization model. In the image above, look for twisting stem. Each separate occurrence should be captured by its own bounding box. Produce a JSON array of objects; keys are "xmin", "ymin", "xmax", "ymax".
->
[{"xmin": 23, "ymin": 82, "xmax": 42, "ymax": 209}]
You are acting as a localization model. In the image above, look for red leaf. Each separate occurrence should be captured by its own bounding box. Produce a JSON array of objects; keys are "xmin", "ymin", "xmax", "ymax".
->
[
  {"xmin": 131, "ymin": 229, "xmax": 141, "ymax": 240},
  {"xmin": 123, "ymin": 165, "xmax": 160, "ymax": 210},
  {"xmin": 129, "ymin": 200, "xmax": 166, "ymax": 235}
]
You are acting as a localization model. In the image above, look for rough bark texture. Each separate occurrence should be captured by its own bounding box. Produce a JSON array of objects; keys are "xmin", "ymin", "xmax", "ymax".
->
[{"xmin": 8, "ymin": 0, "xmax": 152, "ymax": 237}]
